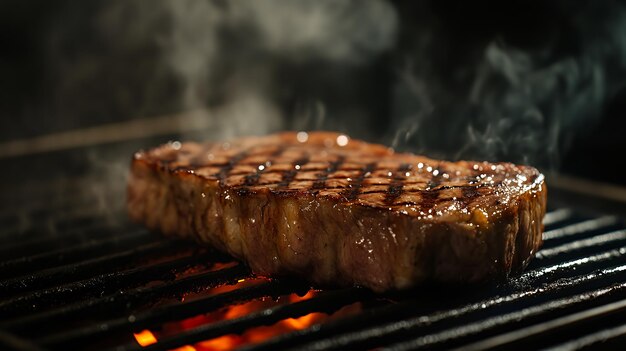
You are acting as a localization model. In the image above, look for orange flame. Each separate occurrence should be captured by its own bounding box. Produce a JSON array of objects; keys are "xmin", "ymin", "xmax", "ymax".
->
[{"xmin": 133, "ymin": 281, "xmax": 361, "ymax": 351}]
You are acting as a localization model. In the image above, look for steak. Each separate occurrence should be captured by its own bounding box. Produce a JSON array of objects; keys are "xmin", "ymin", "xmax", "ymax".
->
[{"xmin": 127, "ymin": 132, "xmax": 546, "ymax": 292}]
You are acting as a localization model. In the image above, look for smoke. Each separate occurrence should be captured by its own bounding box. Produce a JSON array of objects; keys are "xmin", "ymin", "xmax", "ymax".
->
[
  {"xmin": 388, "ymin": 1, "xmax": 626, "ymax": 169},
  {"xmin": 37, "ymin": 1, "xmax": 626, "ymax": 190},
  {"xmin": 35, "ymin": 0, "xmax": 399, "ymax": 217},
  {"xmin": 88, "ymin": 0, "xmax": 399, "ymax": 138}
]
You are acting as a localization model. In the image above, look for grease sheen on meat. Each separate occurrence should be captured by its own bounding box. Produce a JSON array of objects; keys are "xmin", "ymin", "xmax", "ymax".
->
[{"xmin": 128, "ymin": 132, "xmax": 546, "ymax": 292}]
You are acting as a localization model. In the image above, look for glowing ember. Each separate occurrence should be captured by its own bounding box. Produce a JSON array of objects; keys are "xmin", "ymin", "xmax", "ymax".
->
[
  {"xmin": 283, "ymin": 312, "xmax": 318, "ymax": 330},
  {"xmin": 133, "ymin": 282, "xmax": 361, "ymax": 350},
  {"xmin": 197, "ymin": 335, "xmax": 238, "ymax": 351},
  {"xmin": 134, "ymin": 329, "xmax": 198, "ymax": 351},
  {"xmin": 133, "ymin": 329, "xmax": 157, "ymax": 346}
]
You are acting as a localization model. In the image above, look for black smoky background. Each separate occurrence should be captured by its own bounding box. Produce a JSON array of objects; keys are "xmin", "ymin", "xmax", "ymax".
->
[{"xmin": 1, "ymin": 0, "xmax": 626, "ymax": 221}]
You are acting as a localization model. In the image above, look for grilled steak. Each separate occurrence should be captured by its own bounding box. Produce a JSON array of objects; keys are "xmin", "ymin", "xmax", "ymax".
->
[{"xmin": 128, "ymin": 132, "xmax": 546, "ymax": 292}]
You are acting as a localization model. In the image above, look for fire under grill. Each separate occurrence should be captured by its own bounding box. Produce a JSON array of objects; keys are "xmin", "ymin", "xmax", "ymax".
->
[{"xmin": 2, "ymin": 149, "xmax": 626, "ymax": 351}]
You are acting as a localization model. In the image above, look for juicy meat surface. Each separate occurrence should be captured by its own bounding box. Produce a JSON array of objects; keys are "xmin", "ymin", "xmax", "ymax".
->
[{"xmin": 128, "ymin": 132, "xmax": 547, "ymax": 292}]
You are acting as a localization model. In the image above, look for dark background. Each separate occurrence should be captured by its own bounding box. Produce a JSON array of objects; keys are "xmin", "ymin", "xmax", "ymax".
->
[{"xmin": 1, "ymin": 0, "xmax": 625, "ymax": 185}]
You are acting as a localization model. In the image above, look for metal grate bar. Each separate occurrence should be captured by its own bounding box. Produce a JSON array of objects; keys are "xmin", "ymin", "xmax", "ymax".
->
[
  {"xmin": 0, "ymin": 225, "xmax": 126, "ymax": 261},
  {"xmin": 542, "ymin": 322, "xmax": 626, "ymax": 351},
  {"xmin": 0, "ymin": 230, "xmax": 152, "ymax": 278},
  {"xmin": 245, "ymin": 257, "xmax": 626, "ymax": 351},
  {"xmin": 450, "ymin": 296, "xmax": 626, "ymax": 351},
  {"xmin": 542, "ymin": 216, "xmax": 621, "ymax": 242},
  {"xmin": 1, "ymin": 197, "xmax": 624, "ymax": 351},
  {"xmin": 0, "ymin": 250, "xmax": 222, "ymax": 319},
  {"xmin": 239, "ymin": 292, "xmax": 446, "ymax": 351},
  {"xmin": 385, "ymin": 284, "xmax": 626, "ymax": 351},
  {"xmin": 0, "ymin": 240, "xmax": 190, "ymax": 295},
  {"xmin": 38, "ymin": 280, "xmax": 308, "ymax": 349},
  {"xmin": 295, "ymin": 270, "xmax": 626, "ymax": 351},
  {"xmin": 542, "ymin": 209, "xmax": 575, "ymax": 227},
  {"xmin": 112, "ymin": 287, "xmax": 371, "ymax": 351},
  {"xmin": 245, "ymin": 232, "xmax": 626, "ymax": 351},
  {"xmin": 537, "ymin": 229, "xmax": 626, "ymax": 259},
  {"xmin": 521, "ymin": 246, "xmax": 626, "ymax": 283},
  {"xmin": 3, "ymin": 264, "xmax": 251, "ymax": 331}
]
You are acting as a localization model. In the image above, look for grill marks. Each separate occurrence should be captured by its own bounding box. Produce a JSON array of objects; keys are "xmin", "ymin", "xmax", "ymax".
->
[
  {"xmin": 244, "ymin": 146, "xmax": 286, "ymax": 186},
  {"xmin": 278, "ymin": 155, "xmax": 311, "ymax": 188},
  {"xmin": 182, "ymin": 147, "xmax": 497, "ymax": 211},
  {"xmin": 312, "ymin": 156, "xmax": 346, "ymax": 190},
  {"xmin": 424, "ymin": 165, "xmax": 443, "ymax": 209},
  {"xmin": 342, "ymin": 163, "xmax": 377, "ymax": 201},
  {"xmin": 222, "ymin": 147, "xmax": 312, "ymax": 192},
  {"xmin": 243, "ymin": 172, "xmax": 261, "ymax": 186},
  {"xmin": 384, "ymin": 163, "xmax": 411, "ymax": 205},
  {"xmin": 215, "ymin": 151, "xmax": 249, "ymax": 184},
  {"xmin": 460, "ymin": 185, "xmax": 482, "ymax": 208},
  {"xmin": 160, "ymin": 139, "xmax": 519, "ymax": 213},
  {"xmin": 426, "ymin": 164, "xmax": 444, "ymax": 190}
]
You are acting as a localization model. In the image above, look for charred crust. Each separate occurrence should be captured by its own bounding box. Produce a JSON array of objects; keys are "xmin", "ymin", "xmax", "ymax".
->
[
  {"xmin": 236, "ymin": 187, "xmax": 252, "ymax": 197},
  {"xmin": 135, "ymin": 133, "xmax": 545, "ymax": 218}
]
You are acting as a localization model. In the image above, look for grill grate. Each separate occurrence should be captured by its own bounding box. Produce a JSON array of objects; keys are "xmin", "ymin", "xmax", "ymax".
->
[{"xmin": 1, "ymin": 158, "xmax": 626, "ymax": 350}]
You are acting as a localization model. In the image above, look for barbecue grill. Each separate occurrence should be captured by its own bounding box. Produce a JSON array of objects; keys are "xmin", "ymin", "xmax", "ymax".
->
[{"xmin": 2, "ymin": 123, "xmax": 626, "ymax": 351}]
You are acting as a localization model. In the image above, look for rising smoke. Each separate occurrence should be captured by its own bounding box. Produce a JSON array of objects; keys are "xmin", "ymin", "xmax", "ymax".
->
[
  {"xmin": 87, "ymin": 0, "xmax": 399, "ymax": 139},
  {"xmin": 42, "ymin": 0, "xmax": 399, "ymax": 215},
  {"xmin": 44, "ymin": 0, "xmax": 626, "ymax": 169},
  {"xmin": 388, "ymin": 1, "xmax": 626, "ymax": 169}
]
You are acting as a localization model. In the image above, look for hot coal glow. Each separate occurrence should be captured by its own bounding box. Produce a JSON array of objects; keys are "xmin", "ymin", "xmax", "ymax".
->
[
  {"xmin": 133, "ymin": 329, "xmax": 158, "ymax": 347},
  {"xmin": 132, "ymin": 280, "xmax": 361, "ymax": 350}
]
